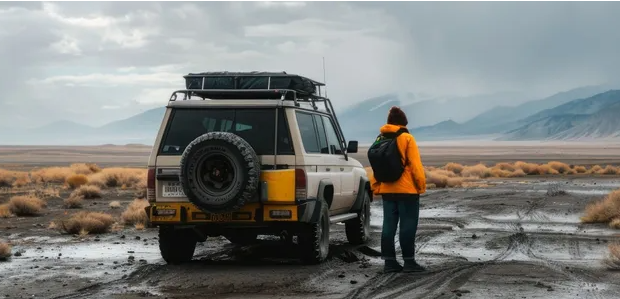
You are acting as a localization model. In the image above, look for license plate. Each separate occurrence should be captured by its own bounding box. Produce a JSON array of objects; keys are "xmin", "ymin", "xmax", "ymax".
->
[
  {"xmin": 210, "ymin": 213, "xmax": 232, "ymax": 222},
  {"xmin": 161, "ymin": 182, "xmax": 186, "ymax": 197}
]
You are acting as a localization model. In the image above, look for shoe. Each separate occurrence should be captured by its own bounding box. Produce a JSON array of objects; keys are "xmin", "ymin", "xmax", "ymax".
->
[
  {"xmin": 403, "ymin": 261, "xmax": 426, "ymax": 273},
  {"xmin": 383, "ymin": 260, "xmax": 403, "ymax": 273}
]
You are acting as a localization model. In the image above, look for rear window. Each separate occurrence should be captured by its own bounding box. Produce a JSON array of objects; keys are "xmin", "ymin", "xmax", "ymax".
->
[{"xmin": 159, "ymin": 108, "xmax": 294, "ymax": 156}]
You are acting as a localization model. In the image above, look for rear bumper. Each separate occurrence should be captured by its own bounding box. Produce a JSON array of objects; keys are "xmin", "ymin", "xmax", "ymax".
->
[{"xmin": 145, "ymin": 199, "xmax": 323, "ymax": 226}]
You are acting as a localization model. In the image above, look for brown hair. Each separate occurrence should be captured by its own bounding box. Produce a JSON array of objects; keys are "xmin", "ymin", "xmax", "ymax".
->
[{"xmin": 387, "ymin": 106, "xmax": 408, "ymax": 126}]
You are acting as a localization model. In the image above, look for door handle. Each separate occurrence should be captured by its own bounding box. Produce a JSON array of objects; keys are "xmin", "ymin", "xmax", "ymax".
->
[
  {"xmin": 326, "ymin": 168, "xmax": 331, "ymax": 172},
  {"xmin": 340, "ymin": 167, "xmax": 344, "ymax": 171}
]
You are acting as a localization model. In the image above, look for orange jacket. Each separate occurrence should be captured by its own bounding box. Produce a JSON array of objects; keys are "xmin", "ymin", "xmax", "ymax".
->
[{"xmin": 369, "ymin": 124, "xmax": 426, "ymax": 196}]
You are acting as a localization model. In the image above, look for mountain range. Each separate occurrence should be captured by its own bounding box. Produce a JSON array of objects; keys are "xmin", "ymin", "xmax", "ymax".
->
[{"xmin": 1, "ymin": 84, "xmax": 620, "ymax": 145}]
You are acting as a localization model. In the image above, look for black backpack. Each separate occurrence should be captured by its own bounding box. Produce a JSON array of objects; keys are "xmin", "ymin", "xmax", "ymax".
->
[{"xmin": 367, "ymin": 128, "xmax": 409, "ymax": 183}]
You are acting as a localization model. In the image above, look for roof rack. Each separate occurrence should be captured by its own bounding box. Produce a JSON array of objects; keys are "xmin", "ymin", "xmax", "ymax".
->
[{"xmin": 169, "ymin": 71, "xmax": 348, "ymax": 152}]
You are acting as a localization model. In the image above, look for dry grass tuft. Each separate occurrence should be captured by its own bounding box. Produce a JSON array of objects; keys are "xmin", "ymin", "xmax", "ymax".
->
[
  {"xmin": 69, "ymin": 185, "xmax": 102, "ymax": 200},
  {"xmin": 514, "ymin": 161, "xmax": 539, "ymax": 175},
  {"xmin": 121, "ymin": 198, "xmax": 150, "ymax": 226},
  {"xmin": 8, "ymin": 195, "xmax": 46, "ymax": 216},
  {"xmin": 609, "ymin": 218, "xmax": 620, "ymax": 229},
  {"xmin": 462, "ymin": 163, "xmax": 492, "ymax": 178},
  {"xmin": 0, "ymin": 241, "xmax": 11, "ymax": 261},
  {"xmin": 588, "ymin": 165, "xmax": 603, "ymax": 174},
  {"xmin": 48, "ymin": 221, "xmax": 58, "ymax": 230},
  {"xmin": 65, "ymin": 174, "xmax": 89, "ymax": 189},
  {"xmin": 134, "ymin": 223, "xmax": 146, "ymax": 230},
  {"xmin": 494, "ymin": 162, "xmax": 516, "ymax": 172},
  {"xmin": 581, "ymin": 190, "xmax": 620, "ymax": 224},
  {"xmin": 63, "ymin": 196, "xmax": 84, "ymax": 209},
  {"xmin": 0, "ymin": 203, "xmax": 13, "ymax": 218},
  {"xmin": 0, "ymin": 169, "xmax": 31, "ymax": 188},
  {"xmin": 547, "ymin": 161, "xmax": 571, "ymax": 174},
  {"xmin": 599, "ymin": 165, "xmax": 619, "ymax": 175},
  {"xmin": 573, "ymin": 165, "xmax": 588, "ymax": 174},
  {"xmin": 30, "ymin": 187, "xmax": 61, "ymax": 199},
  {"xmin": 603, "ymin": 243, "xmax": 620, "ymax": 270},
  {"xmin": 61, "ymin": 211, "xmax": 115, "ymax": 235},
  {"xmin": 31, "ymin": 167, "xmax": 74, "ymax": 184},
  {"xmin": 88, "ymin": 167, "xmax": 147, "ymax": 189},
  {"xmin": 109, "ymin": 201, "xmax": 121, "ymax": 209},
  {"xmin": 70, "ymin": 163, "xmax": 101, "ymax": 175},
  {"xmin": 444, "ymin": 162, "xmax": 464, "ymax": 174}
]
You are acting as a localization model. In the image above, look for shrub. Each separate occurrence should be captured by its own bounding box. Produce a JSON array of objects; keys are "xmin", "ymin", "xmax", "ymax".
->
[
  {"xmin": 444, "ymin": 162, "xmax": 464, "ymax": 174},
  {"xmin": 588, "ymin": 165, "xmax": 603, "ymax": 174},
  {"xmin": 63, "ymin": 196, "xmax": 84, "ymax": 209},
  {"xmin": 121, "ymin": 198, "xmax": 150, "ymax": 226},
  {"xmin": 0, "ymin": 204, "xmax": 12, "ymax": 218},
  {"xmin": 31, "ymin": 167, "xmax": 74, "ymax": 184},
  {"xmin": 61, "ymin": 211, "xmax": 115, "ymax": 235},
  {"xmin": 0, "ymin": 169, "xmax": 30, "ymax": 188},
  {"xmin": 573, "ymin": 165, "xmax": 588, "ymax": 174},
  {"xmin": 69, "ymin": 185, "xmax": 102, "ymax": 200},
  {"xmin": 581, "ymin": 190, "xmax": 620, "ymax": 224},
  {"xmin": 462, "ymin": 164, "xmax": 492, "ymax": 178},
  {"xmin": 536, "ymin": 164, "xmax": 559, "ymax": 175},
  {"xmin": 8, "ymin": 195, "xmax": 46, "ymax": 216},
  {"xmin": 0, "ymin": 241, "xmax": 11, "ymax": 261},
  {"xmin": 494, "ymin": 162, "xmax": 516, "ymax": 172},
  {"xmin": 87, "ymin": 168, "xmax": 147, "ymax": 189},
  {"xmin": 599, "ymin": 165, "xmax": 619, "ymax": 175},
  {"xmin": 603, "ymin": 243, "xmax": 620, "ymax": 270},
  {"xmin": 514, "ymin": 161, "xmax": 539, "ymax": 175},
  {"xmin": 109, "ymin": 201, "xmax": 121, "ymax": 209},
  {"xmin": 547, "ymin": 161, "xmax": 571, "ymax": 174},
  {"xmin": 65, "ymin": 174, "xmax": 89, "ymax": 189},
  {"xmin": 69, "ymin": 163, "xmax": 101, "ymax": 175}
]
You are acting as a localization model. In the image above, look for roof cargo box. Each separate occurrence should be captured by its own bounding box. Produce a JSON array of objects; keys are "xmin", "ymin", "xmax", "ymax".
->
[{"xmin": 183, "ymin": 71, "xmax": 321, "ymax": 96}]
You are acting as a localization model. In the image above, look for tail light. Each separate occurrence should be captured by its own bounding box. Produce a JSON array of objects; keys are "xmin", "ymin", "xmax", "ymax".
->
[
  {"xmin": 147, "ymin": 167, "xmax": 156, "ymax": 202},
  {"xmin": 295, "ymin": 168, "xmax": 307, "ymax": 201}
]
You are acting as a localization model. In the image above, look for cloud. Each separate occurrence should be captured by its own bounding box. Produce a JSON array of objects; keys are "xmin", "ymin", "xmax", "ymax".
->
[{"xmin": 2, "ymin": 1, "xmax": 620, "ymax": 129}]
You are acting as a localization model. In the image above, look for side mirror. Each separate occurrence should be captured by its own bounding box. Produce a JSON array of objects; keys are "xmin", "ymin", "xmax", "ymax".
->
[{"xmin": 347, "ymin": 140, "xmax": 358, "ymax": 153}]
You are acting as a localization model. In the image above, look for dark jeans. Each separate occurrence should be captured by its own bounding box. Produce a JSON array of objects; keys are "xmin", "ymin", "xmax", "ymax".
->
[{"xmin": 381, "ymin": 194, "xmax": 420, "ymax": 261}]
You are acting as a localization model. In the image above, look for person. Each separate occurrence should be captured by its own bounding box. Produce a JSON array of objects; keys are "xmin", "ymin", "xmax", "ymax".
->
[{"xmin": 369, "ymin": 106, "xmax": 427, "ymax": 273}]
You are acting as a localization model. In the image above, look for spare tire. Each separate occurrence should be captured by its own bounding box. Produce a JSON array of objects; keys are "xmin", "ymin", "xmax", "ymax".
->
[{"xmin": 179, "ymin": 132, "xmax": 261, "ymax": 213}]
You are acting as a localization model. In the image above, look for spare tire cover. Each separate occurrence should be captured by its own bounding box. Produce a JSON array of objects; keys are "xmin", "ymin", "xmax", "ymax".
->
[{"xmin": 179, "ymin": 132, "xmax": 261, "ymax": 213}]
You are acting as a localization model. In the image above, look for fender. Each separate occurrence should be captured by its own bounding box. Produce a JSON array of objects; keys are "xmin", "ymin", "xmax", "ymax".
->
[
  {"xmin": 298, "ymin": 179, "xmax": 333, "ymax": 223},
  {"xmin": 350, "ymin": 176, "xmax": 371, "ymax": 213}
]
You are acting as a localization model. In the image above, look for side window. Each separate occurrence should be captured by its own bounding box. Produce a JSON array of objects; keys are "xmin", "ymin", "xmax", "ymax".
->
[
  {"xmin": 322, "ymin": 116, "xmax": 343, "ymax": 155},
  {"xmin": 313, "ymin": 115, "xmax": 329, "ymax": 154},
  {"xmin": 295, "ymin": 112, "xmax": 320, "ymax": 153}
]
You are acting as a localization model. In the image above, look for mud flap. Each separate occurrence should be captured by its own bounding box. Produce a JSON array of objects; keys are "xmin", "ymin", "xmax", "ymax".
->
[
  {"xmin": 350, "ymin": 176, "xmax": 370, "ymax": 213},
  {"xmin": 298, "ymin": 198, "xmax": 325, "ymax": 224}
]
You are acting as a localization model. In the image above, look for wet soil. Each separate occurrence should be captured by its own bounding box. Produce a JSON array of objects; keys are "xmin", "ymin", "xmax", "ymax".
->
[{"xmin": 2, "ymin": 177, "xmax": 620, "ymax": 299}]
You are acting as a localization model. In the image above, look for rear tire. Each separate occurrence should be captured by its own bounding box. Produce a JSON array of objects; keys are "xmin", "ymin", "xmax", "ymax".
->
[
  {"xmin": 159, "ymin": 226, "xmax": 198, "ymax": 264},
  {"xmin": 298, "ymin": 199, "xmax": 330, "ymax": 264},
  {"xmin": 345, "ymin": 190, "xmax": 371, "ymax": 245}
]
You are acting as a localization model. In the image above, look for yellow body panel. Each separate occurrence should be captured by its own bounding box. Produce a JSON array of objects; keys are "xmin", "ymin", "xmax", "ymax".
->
[
  {"xmin": 148, "ymin": 202, "xmax": 298, "ymax": 224},
  {"xmin": 260, "ymin": 169, "xmax": 296, "ymax": 204}
]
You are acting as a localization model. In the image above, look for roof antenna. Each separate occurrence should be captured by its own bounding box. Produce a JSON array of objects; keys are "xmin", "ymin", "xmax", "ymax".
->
[{"xmin": 322, "ymin": 56, "xmax": 328, "ymax": 98}]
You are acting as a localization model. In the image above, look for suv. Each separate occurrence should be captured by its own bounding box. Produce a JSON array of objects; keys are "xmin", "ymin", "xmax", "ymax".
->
[{"xmin": 145, "ymin": 71, "xmax": 372, "ymax": 264}]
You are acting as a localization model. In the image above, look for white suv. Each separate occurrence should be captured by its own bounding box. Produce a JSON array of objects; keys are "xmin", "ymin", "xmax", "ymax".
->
[{"xmin": 145, "ymin": 71, "xmax": 372, "ymax": 264}]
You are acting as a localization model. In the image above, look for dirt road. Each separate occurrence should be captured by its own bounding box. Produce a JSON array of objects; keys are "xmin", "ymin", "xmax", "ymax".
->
[{"xmin": 2, "ymin": 176, "xmax": 620, "ymax": 299}]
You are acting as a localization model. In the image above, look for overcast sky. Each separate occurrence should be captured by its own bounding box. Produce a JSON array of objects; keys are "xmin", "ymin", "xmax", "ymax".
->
[{"xmin": 1, "ymin": 1, "xmax": 620, "ymax": 128}]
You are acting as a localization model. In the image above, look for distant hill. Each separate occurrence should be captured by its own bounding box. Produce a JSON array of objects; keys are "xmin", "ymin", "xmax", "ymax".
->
[
  {"xmin": 410, "ymin": 84, "xmax": 619, "ymax": 138},
  {"xmin": 0, "ymin": 108, "xmax": 166, "ymax": 146},
  {"xmin": 500, "ymin": 90, "xmax": 620, "ymax": 140},
  {"xmin": 339, "ymin": 91, "xmax": 531, "ymax": 141}
]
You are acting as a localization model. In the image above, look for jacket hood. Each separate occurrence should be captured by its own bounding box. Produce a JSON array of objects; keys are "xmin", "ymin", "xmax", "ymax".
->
[{"xmin": 380, "ymin": 124, "xmax": 407, "ymax": 134}]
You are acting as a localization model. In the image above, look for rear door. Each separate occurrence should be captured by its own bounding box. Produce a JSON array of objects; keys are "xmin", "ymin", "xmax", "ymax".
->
[
  {"xmin": 320, "ymin": 115, "xmax": 356, "ymax": 210},
  {"xmin": 155, "ymin": 108, "xmax": 295, "ymax": 202}
]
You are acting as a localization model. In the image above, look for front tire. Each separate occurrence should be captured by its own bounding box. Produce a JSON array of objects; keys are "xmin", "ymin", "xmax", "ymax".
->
[
  {"xmin": 159, "ymin": 226, "xmax": 198, "ymax": 264},
  {"xmin": 345, "ymin": 190, "xmax": 371, "ymax": 245},
  {"xmin": 298, "ymin": 199, "xmax": 330, "ymax": 264}
]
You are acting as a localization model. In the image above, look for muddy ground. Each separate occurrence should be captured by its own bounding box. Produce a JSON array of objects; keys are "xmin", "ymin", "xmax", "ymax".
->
[{"xmin": 2, "ymin": 176, "xmax": 620, "ymax": 299}]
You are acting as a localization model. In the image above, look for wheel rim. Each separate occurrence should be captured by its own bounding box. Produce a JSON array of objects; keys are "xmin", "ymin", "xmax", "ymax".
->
[{"xmin": 196, "ymin": 153, "xmax": 238, "ymax": 197}]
